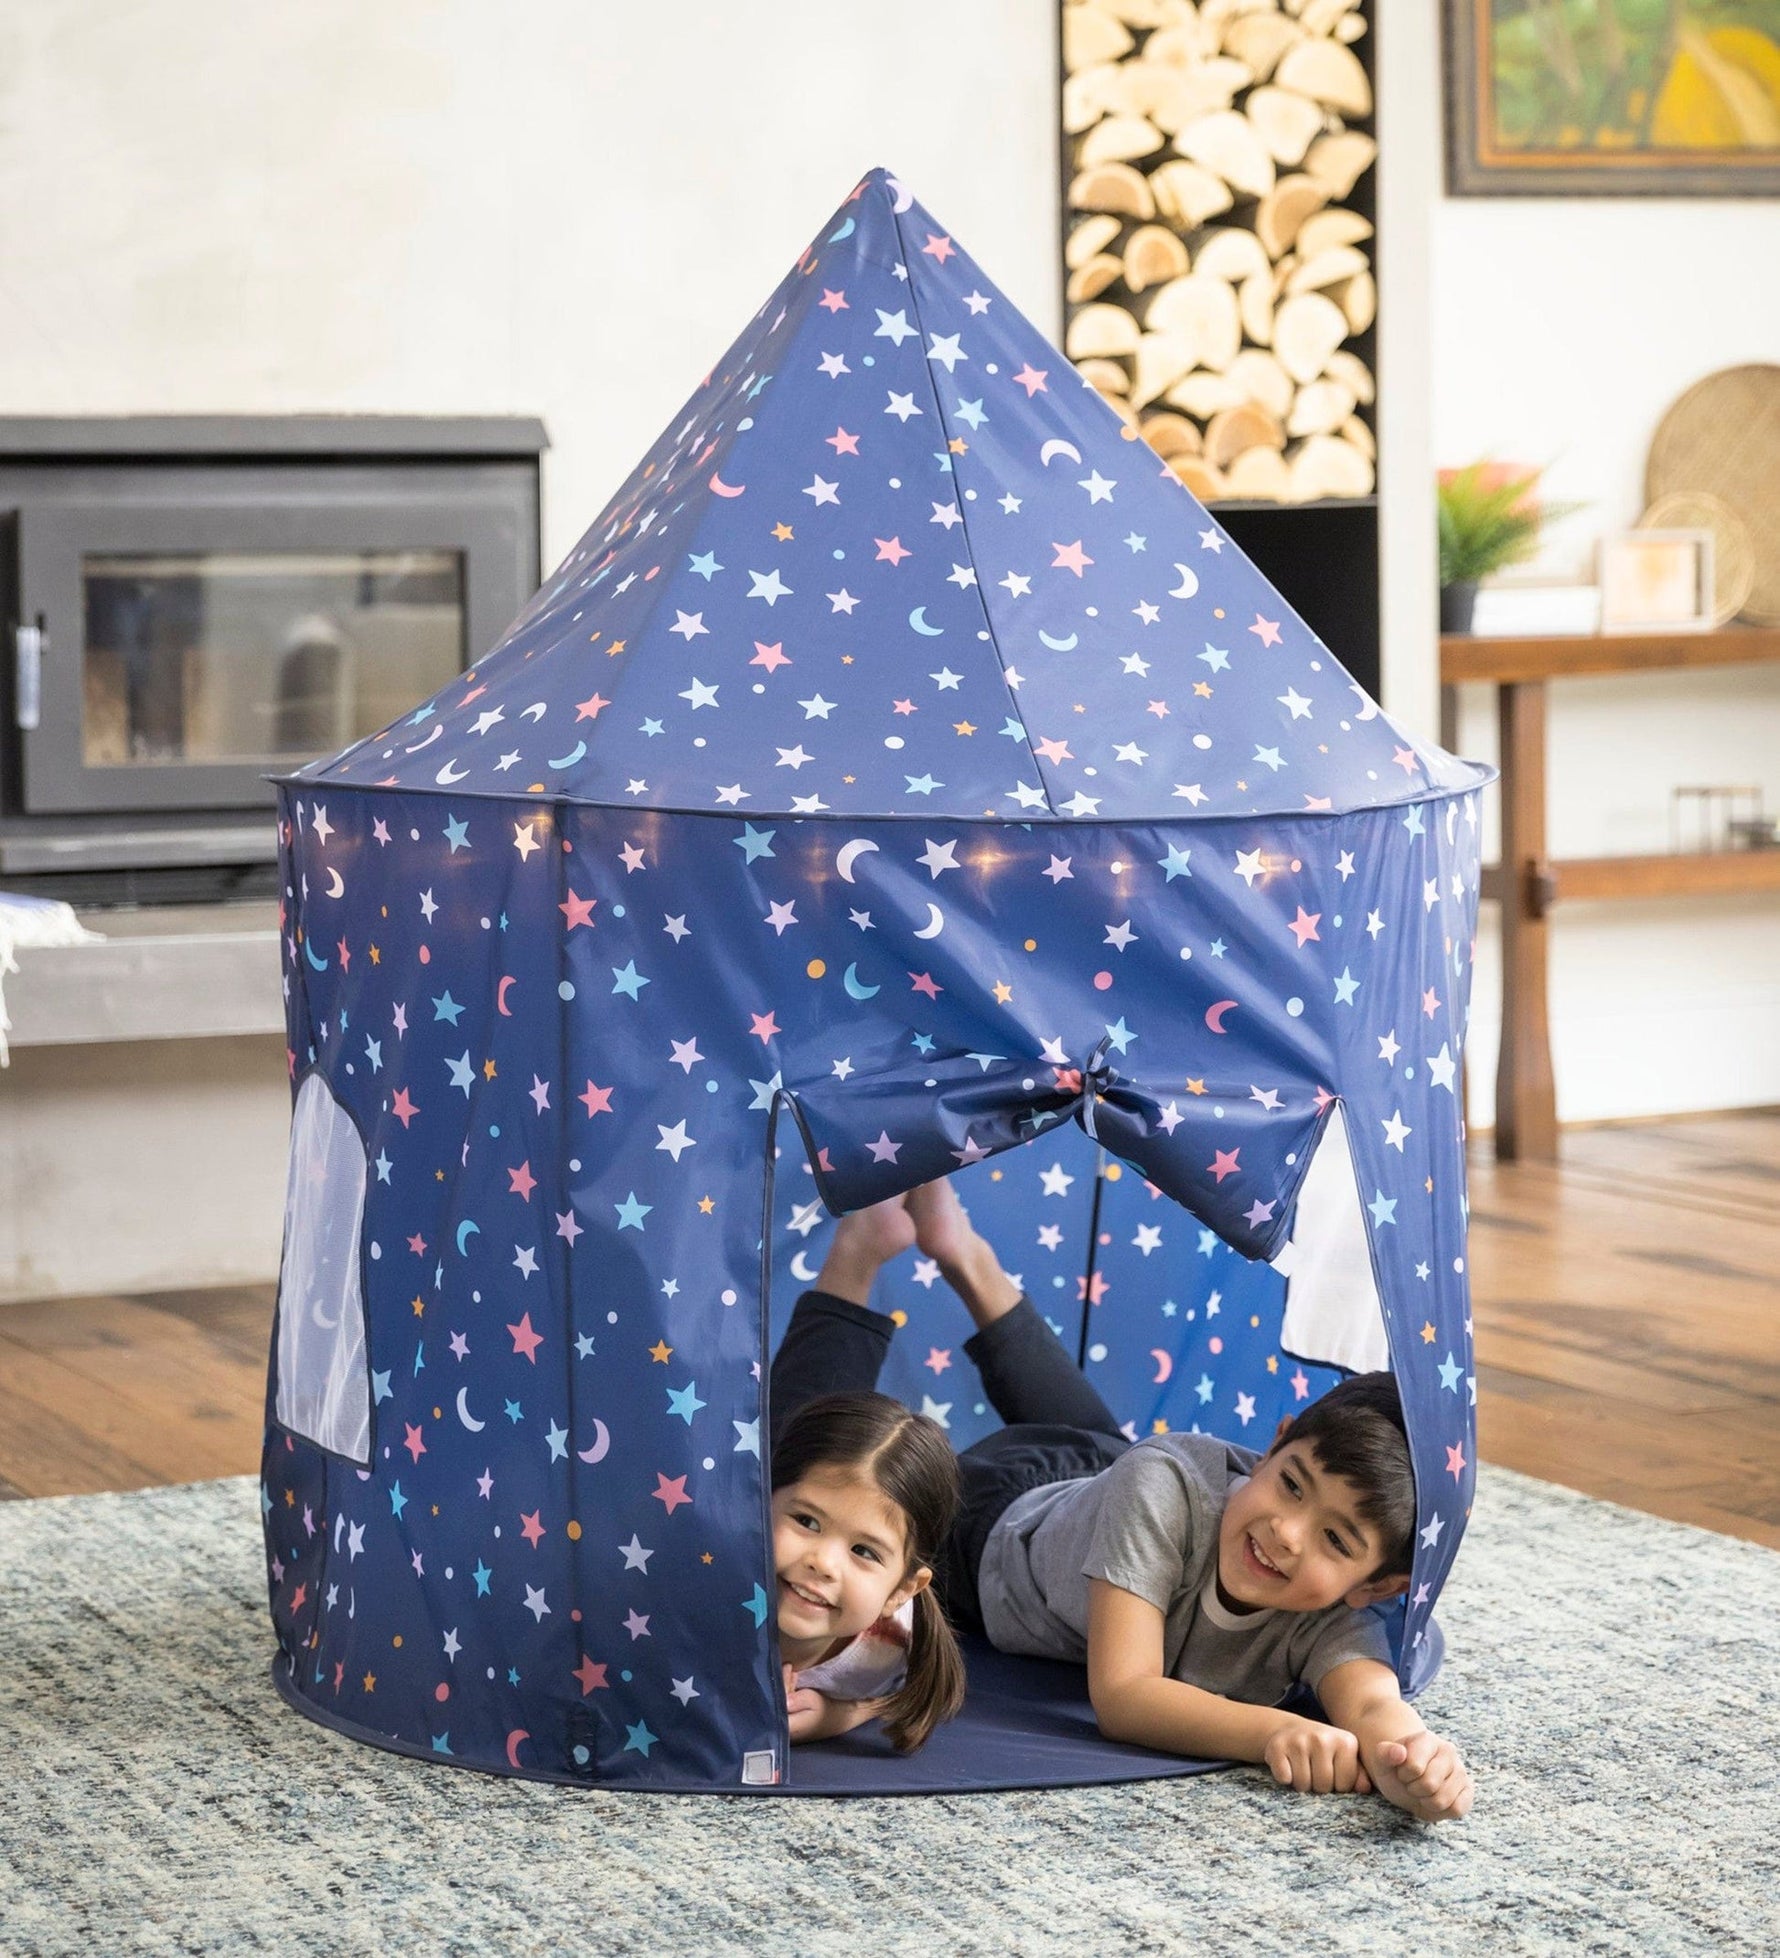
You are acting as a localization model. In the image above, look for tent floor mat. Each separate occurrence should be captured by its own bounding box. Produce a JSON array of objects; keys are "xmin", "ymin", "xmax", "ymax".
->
[{"xmin": 273, "ymin": 1637, "xmax": 1225, "ymax": 1795}]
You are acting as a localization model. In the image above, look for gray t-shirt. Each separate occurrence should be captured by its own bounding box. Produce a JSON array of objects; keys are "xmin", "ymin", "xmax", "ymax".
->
[{"xmin": 976, "ymin": 1431, "xmax": 1394, "ymax": 1703}]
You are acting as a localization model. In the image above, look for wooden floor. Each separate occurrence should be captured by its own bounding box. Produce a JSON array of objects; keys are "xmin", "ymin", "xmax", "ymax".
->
[{"xmin": 2, "ymin": 1113, "xmax": 1777, "ymax": 1549}]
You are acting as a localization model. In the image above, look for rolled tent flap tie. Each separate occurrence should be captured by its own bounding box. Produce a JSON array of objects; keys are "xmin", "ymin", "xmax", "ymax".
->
[{"xmin": 260, "ymin": 166, "xmax": 1491, "ymax": 1792}]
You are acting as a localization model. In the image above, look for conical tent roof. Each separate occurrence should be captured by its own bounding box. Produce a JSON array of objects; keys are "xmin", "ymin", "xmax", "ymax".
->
[
  {"xmin": 306, "ymin": 168, "xmax": 1485, "ymax": 822},
  {"xmin": 265, "ymin": 170, "xmax": 1488, "ymax": 1794}
]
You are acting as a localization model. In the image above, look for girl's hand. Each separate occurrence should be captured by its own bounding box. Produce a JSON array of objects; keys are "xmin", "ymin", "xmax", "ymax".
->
[
  {"xmin": 1371, "ymin": 1733, "xmax": 1473, "ymax": 1823},
  {"xmin": 782, "ymin": 1663, "xmax": 835, "ymax": 1743},
  {"xmin": 1263, "ymin": 1717, "xmax": 1371, "ymax": 1796}
]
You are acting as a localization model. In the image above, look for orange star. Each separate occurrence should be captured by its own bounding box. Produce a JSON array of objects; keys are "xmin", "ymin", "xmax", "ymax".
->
[
  {"xmin": 697, "ymin": 1195, "xmax": 716, "ymax": 1214},
  {"xmin": 483, "ymin": 1058, "xmax": 497, "ymax": 1080},
  {"xmin": 369, "ymin": 945, "xmax": 381, "ymax": 965},
  {"xmin": 1421, "ymin": 1322, "xmax": 1437, "ymax": 1344},
  {"xmin": 362, "ymin": 1672, "xmax": 376, "ymax": 1693},
  {"xmin": 772, "ymin": 521, "xmax": 794, "ymax": 541},
  {"xmin": 954, "ymin": 719, "xmax": 977, "ymax": 736},
  {"xmin": 700, "ymin": 1552, "xmax": 714, "ymax": 1565},
  {"xmin": 1186, "ymin": 1078, "xmax": 1207, "ymax": 1096},
  {"xmin": 992, "ymin": 980, "xmax": 1013, "ymax": 1004},
  {"xmin": 648, "ymin": 1339, "xmax": 673, "ymax": 1364},
  {"xmin": 411, "ymin": 1296, "xmax": 425, "ymax": 1318},
  {"xmin": 607, "ymin": 638, "xmax": 626, "ymax": 656},
  {"xmin": 948, "ymin": 437, "xmax": 967, "ymax": 454},
  {"xmin": 1193, "ymin": 681, "xmax": 1214, "ymax": 698}
]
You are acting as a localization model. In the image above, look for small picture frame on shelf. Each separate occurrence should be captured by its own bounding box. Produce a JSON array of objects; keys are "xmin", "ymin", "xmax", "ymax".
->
[{"xmin": 1597, "ymin": 529, "xmax": 1715, "ymax": 633}]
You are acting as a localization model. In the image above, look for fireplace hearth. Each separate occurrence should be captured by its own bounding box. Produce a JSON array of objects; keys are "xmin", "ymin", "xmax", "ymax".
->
[{"xmin": 1, "ymin": 417, "xmax": 544, "ymax": 904}]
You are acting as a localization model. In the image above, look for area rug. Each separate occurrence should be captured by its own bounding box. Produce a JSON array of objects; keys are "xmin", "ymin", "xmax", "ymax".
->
[{"xmin": 1, "ymin": 1467, "xmax": 1776, "ymax": 1957}]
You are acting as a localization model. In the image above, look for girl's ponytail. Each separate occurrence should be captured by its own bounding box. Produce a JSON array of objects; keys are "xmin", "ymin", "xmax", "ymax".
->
[{"xmin": 877, "ymin": 1581, "xmax": 966, "ymax": 1753}]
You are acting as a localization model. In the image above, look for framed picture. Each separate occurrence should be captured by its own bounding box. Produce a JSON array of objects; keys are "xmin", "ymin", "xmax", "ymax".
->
[
  {"xmin": 1598, "ymin": 529, "xmax": 1716, "ymax": 631},
  {"xmin": 1444, "ymin": 0, "xmax": 1780, "ymax": 196}
]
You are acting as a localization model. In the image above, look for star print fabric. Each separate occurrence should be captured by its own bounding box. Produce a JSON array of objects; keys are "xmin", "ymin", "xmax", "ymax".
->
[{"xmin": 263, "ymin": 169, "xmax": 1488, "ymax": 1791}]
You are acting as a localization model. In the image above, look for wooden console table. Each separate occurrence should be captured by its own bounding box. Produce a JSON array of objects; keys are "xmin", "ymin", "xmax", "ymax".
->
[{"xmin": 1440, "ymin": 626, "xmax": 1780, "ymax": 1161}]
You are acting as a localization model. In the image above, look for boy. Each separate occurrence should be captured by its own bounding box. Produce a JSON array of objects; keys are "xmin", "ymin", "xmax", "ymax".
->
[{"xmin": 776, "ymin": 1178, "xmax": 1471, "ymax": 1823}]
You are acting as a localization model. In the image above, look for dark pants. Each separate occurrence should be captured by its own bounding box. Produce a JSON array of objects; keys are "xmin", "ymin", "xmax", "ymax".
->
[{"xmin": 769, "ymin": 1291, "xmax": 1130, "ymax": 1634}]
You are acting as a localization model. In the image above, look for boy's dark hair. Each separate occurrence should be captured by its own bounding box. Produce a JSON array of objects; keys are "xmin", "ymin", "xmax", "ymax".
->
[
  {"xmin": 771, "ymin": 1391, "xmax": 966, "ymax": 1752},
  {"xmin": 1270, "ymin": 1371, "xmax": 1416, "ymax": 1577}
]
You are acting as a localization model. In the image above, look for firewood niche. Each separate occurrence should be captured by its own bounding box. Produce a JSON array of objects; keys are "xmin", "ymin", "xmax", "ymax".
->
[{"xmin": 1062, "ymin": 0, "xmax": 1377, "ymax": 508}]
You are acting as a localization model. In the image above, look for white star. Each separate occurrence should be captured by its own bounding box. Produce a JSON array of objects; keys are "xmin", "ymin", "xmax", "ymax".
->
[
  {"xmin": 799, "ymin": 694, "xmax": 836, "ymax": 720},
  {"xmin": 1133, "ymin": 1224, "xmax": 1163, "ymax": 1256},
  {"xmin": 926, "ymin": 332, "xmax": 966, "ymax": 371},
  {"xmin": 828, "ymin": 588, "xmax": 860, "ymax": 614},
  {"xmin": 775, "ymin": 745, "xmax": 813, "ymax": 769},
  {"xmin": 1234, "ymin": 849, "xmax": 1266, "ymax": 887},
  {"xmin": 818, "ymin": 351, "xmax": 849, "ymax": 378},
  {"xmin": 1113, "ymin": 742, "xmax": 1147, "ymax": 765},
  {"xmin": 930, "ymin": 501, "xmax": 962, "ymax": 529},
  {"xmin": 875, "ymin": 308, "xmax": 917, "ymax": 344},
  {"xmin": 679, "ymin": 678, "xmax": 719, "ymax": 709},
  {"xmin": 663, "ymin": 914, "xmax": 690, "ymax": 942},
  {"xmin": 764, "ymin": 900, "xmax": 798, "ymax": 935},
  {"xmin": 669, "ymin": 610, "xmax": 708, "ymax": 640},
  {"xmin": 831, "ymin": 1055, "xmax": 854, "ymax": 1081},
  {"xmin": 919, "ymin": 1396, "xmax": 952, "ymax": 1429},
  {"xmin": 1132, "ymin": 600, "xmax": 1160, "ymax": 625},
  {"xmin": 1157, "ymin": 1101, "xmax": 1183, "ymax": 1134},
  {"xmin": 1037, "ymin": 1223, "xmax": 1064, "ymax": 1250},
  {"xmin": 470, "ymin": 707, "xmax": 505, "ymax": 736},
  {"xmin": 513, "ymin": 1245, "xmax": 538, "ymax": 1278},
  {"xmin": 1121, "ymin": 653, "xmax": 1152, "ymax": 676},
  {"xmin": 930, "ymin": 667, "xmax": 963, "ymax": 691},
  {"xmin": 1062, "ymin": 791, "xmax": 1100, "ymax": 816},
  {"xmin": 419, "ymin": 887, "xmax": 439, "ymax": 922},
  {"xmin": 523, "ymin": 1584, "xmax": 550, "ymax": 1623},
  {"xmin": 1007, "ymin": 782, "xmax": 1048, "ymax": 808},
  {"xmin": 713, "ymin": 783, "xmax": 748, "ymax": 805},
  {"xmin": 1040, "ymin": 1162, "xmax": 1075, "ymax": 1197},
  {"xmin": 1379, "ymin": 1030, "xmax": 1401, "ymax": 1064},
  {"xmin": 655, "ymin": 1120, "xmax": 696, "ymax": 1161},
  {"xmin": 947, "ymin": 562, "xmax": 979, "ymax": 589},
  {"xmin": 999, "ymin": 492, "xmax": 1023, "ymax": 514},
  {"xmin": 1104, "ymin": 920, "xmax": 1137, "ymax": 950},
  {"xmin": 1199, "ymin": 527, "xmax": 1224, "ymax": 552},
  {"xmin": 1078, "ymin": 470, "xmax": 1116, "ymax": 503},
  {"xmin": 1278, "ymin": 687, "xmax": 1313, "ymax": 719},
  {"xmin": 1337, "ymin": 851, "xmax": 1357, "ymax": 880},
  {"xmin": 619, "ymin": 1534, "xmax": 653, "ymax": 1572},
  {"xmin": 884, "ymin": 391, "xmax": 922, "ymax": 421},
  {"xmin": 746, "ymin": 569, "xmax": 792, "ymax": 605},
  {"xmin": 918, "ymin": 838, "xmax": 960, "ymax": 878},
  {"xmin": 670, "ymin": 1676, "xmax": 701, "ymax": 1705},
  {"xmin": 802, "ymin": 476, "xmax": 840, "ymax": 506},
  {"xmin": 1382, "ymin": 1110, "xmax": 1413, "ymax": 1151},
  {"xmin": 1427, "ymin": 1043, "xmax": 1458, "ymax": 1092},
  {"xmin": 999, "ymin": 571, "xmax": 1032, "ymax": 598}
]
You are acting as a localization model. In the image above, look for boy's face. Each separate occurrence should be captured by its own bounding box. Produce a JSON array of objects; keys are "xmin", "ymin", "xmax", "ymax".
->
[{"xmin": 1217, "ymin": 1436, "xmax": 1405, "ymax": 1614}]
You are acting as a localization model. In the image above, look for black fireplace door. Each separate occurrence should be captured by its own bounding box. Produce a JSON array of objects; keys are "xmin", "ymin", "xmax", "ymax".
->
[{"xmin": 13, "ymin": 486, "xmax": 526, "ymax": 814}]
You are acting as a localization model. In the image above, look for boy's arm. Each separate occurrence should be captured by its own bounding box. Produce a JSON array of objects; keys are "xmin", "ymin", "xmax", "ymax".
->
[
  {"xmin": 1316, "ymin": 1657, "xmax": 1474, "ymax": 1823},
  {"xmin": 1087, "ymin": 1580, "xmax": 1366, "ymax": 1792}
]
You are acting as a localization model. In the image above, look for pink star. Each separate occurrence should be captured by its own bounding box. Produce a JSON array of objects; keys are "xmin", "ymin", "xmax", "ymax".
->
[
  {"xmin": 574, "ymin": 691, "xmax": 610, "ymax": 721},
  {"xmin": 874, "ymin": 536, "xmax": 911, "ymax": 565},
  {"xmin": 407, "ymin": 1233, "xmax": 427, "ymax": 1256},
  {"xmin": 1393, "ymin": 745, "xmax": 1421, "ymax": 774},
  {"xmin": 289, "ymin": 1582, "xmax": 306, "ymax": 1611},
  {"xmin": 476, "ymin": 1468, "xmax": 494, "ymax": 1499},
  {"xmin": 449, "ymin": 1331, "xmax": 470, "ymax": 1360},
  {"xmin": 519, "ymin": 1508, "xmax": 546, "ymax": 1547},
  {"xmin": 818, "ymin": 288, "xmax": 848, "ymax": 312},
  {"xmin": 1208, "ymin": 1148, "xmax": 1241, "ymax": 1183},
  {"xmin": 403, "ymin": 1423, "xmax": 426, "ymax": 1463},
  {"xmin": 826, "ymin": 426, "xmax": 860, "ymax": 456},
  {"xmin": 559, "ymin": 890, "xmax": 597, "ymax": 930},
  {"xmin": 1446, "ymin": 1442, "xmax": 1467, "ymax": 1480},
  {"xmin": 653, "ymin": 1472, "xmax": 692, "ymax": 1514},
  {"xmin": 573, "ymin": 1655, "xmax": 609, "ymax": 1694},
  {"xmin": 555, "ymin": 1210, "xmax": 582, "ymax": 1246},
  {"xmin": 1147, "ymin": 699, "xmax": 1170, "ymax": 718},
  {"xmin": 1423, "ymin": 988, "xmax": 1442, "ymax": 1019},
  {"xmin": 1290, "ymin": 1369, "xmax": 1310, "ymax": 1400},
  {"xmin": 1249, "ymin": 614, "xmax": 1282, "ymax": 647},
  {"xmin": 1312, "ymin": 1085, "xmax": 1336, "ymax": 1114},
  {"xmin": 1034, "ymin": 735, "xmax": 1074, "ymax": 764},
  {"xmin": 750, "ymin": 640, "xmax": 790, "ymax": 673},
  {"xmin": 579, "ymin": 1080, "xmax": 614, "ymax": 1117},
  {"xmin": 623, "ymin": 1609, "xmax": 651, "ymax": 1641},
  {"xmin": 1244, "ymin": 1199, "xmax": 1276, "ymax": 1227},
  {"xmin": 1050, "ymin": 539, "xmax": 1093, "ymax": 577},
  {"xmin": 337, "ymin": 938, "xmax": 351, "ymax": 973},
  {"xmin": 892, "ymin": 697, "xmax": 917, "ymax": 716},
  {"xmin": 507, "ymin": 1312, "xmax": 544, "ymax": 1363},
  {"xmin": 391, "ymin": 1088, "xmax": 419, "ymax": 1128},
  {"xmin": 749, "ymin": 1010, "xmax": 781, "ymax": 1043},
  {"xmin": 508, "ymin": 1161, "xmax": 538, "ymax": 1201},
  {"xmin": 1288, "ymin": 907, "xmax": 1322, "ymax": 948},
  {"xmin": 1076, "ymin": 1270, "xmax": 1110, "ymax": 1306},
  {"xmin": 921, "ymin": 233, "xmax": 956, "ymax": 262},
  {"xmin": 925, "ymin": 1348, "xmax": 952, "ymax": 1374},
  {"xmin": 909, "ymin": 971, "xmax": 943, "ymax": 999},
  {"xmin": 1012, "ymin": 363, "xmax": 1048, "ymax": 397},
  {"xmin": 866, "ymin": 1131, "xmax": 902, "ymax": 1164}
]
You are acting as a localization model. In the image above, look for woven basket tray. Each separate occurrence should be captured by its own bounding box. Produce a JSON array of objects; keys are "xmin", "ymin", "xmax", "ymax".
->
[{"xmin": 1646, "ymin": 365, "xmax": 1780, "ymax": 625}]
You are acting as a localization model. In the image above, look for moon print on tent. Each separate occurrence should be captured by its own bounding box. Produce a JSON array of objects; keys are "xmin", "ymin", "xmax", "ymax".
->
[{"xmin": 274, "ymin": 1074, "xmax": 372, "ymax": 1465}]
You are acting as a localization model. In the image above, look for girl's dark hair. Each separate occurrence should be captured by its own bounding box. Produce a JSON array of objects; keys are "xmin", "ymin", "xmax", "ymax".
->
[
  {"xmin": 771, "ymin": 1391, "xmax": 966, "ymax": 1752},
  {"xmin": 1272, "ymin": 1371, "xmax": 1417, "ymax": 1576}
]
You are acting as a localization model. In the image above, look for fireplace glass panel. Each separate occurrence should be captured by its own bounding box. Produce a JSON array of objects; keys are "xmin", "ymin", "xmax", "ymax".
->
[{"xmin": 80, "ymin": 549, "xmax": 464, "ymax": 767}]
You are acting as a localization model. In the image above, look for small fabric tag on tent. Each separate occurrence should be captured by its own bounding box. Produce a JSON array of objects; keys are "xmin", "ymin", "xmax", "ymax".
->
[{"xmin": 741, "ymin": 1749, "xmax": 779, "ymax": 1786}]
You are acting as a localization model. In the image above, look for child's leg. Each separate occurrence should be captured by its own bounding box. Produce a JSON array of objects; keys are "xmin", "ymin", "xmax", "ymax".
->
[
  {"xmin": 767, "ymin": 1196, "xmax": 913, "ymax": 1456},
  {"xmin": 908, "ymin": 1180, "xmax": 1125, "ymax": 1440}
]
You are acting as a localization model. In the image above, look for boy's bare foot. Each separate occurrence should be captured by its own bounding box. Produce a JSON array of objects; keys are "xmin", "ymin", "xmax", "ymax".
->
[
  {"xmin": 906, "ymin": 1179, "xmax": 1020, "ymax": 1330},
  {"xmin": 812, "ymin": 1194, "xmax": 916, "ymax": 1308}
]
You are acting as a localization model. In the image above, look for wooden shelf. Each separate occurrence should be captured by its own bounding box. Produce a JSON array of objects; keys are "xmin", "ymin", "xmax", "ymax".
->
[
  {"xmin": 1482, "ymin": 850, "xmax": 1780, "ymax": 907},
  {"xmin": 1442, "ymin": 624, "xmax": 1780, "ymax": 686}
]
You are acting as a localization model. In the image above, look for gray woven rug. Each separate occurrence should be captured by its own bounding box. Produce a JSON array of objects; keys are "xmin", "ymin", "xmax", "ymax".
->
[{"xmin": 1, "ymin": 1468, "xmax": 1776, "ymax": 1957}]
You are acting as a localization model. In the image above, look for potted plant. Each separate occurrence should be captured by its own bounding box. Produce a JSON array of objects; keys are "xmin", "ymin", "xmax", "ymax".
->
[{"xmin": 1437, "ymin": 462, "xmax": 1580, "ymax": 634}]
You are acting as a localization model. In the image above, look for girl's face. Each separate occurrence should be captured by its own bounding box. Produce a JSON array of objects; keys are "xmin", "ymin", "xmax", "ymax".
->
[{"xmin": 770, "ymin": 1463, "xmax": 926, "ymax": 1663}]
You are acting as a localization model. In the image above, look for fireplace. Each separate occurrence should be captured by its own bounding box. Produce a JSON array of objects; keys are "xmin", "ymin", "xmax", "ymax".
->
[{"xmin": 1, "ymin": 417, "xmax": 544, "ymax": 903}]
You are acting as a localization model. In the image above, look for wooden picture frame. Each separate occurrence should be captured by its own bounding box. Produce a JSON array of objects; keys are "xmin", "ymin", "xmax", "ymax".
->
[
  {"xmin": 1444, "ymin": 0, "xmax": 1780, "ymax": 196},
  {"xmin": 1598, "ymin": 529, "xmax": 1716, "ymax": 632}
]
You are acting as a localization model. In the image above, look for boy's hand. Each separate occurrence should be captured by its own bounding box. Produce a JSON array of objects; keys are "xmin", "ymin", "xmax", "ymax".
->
[
  {"xmin": 1263, "ymin": 1717, "xmax": 1372, "ymax": 1796},
  {"xmin": 1370, "ymin": 1732, "xmax": 1473, "ymax": 1823}
]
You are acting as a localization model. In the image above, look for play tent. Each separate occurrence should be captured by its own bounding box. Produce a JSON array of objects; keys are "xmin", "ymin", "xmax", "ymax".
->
[{"xmin": 263, "ymin": 168, "xmax": 1489, "ymax": 1793}]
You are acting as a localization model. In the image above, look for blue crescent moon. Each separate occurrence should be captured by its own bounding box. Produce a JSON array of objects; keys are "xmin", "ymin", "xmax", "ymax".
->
[
  {"xmin": 1038, "ymin": 630, "xmax": 1079, "ymax": 652},
  {"xmin": 302, "ymin": 937, "xmax": 329, "ymax": 971},
  {"xmin": 547, "ymin": 740, "xmax": 587, "ymax": 769},
  {"xmin": 828, "ymin": 217, "xmax": 856, "ymax": 241},
  {"xmin": 909, "ymin": 607, "xmax": 944, "ymax": 637},
  {"xmin": 456, "ymin": 1219, "xmax": 481, "ymax": 1255},
  {"xmin": 843, "ymin": 963, "xmax": 881, "ymax": 1001}
]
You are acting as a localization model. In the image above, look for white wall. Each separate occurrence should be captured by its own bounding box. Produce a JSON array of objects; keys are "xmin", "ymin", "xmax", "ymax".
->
[
  {"xmin": 1434, "ymin": 199, "xmax": 1780, "ymax": 1125},
  {"xmin": 0, "ymin": 0, "xmax": 1059, "ymax": 571}
]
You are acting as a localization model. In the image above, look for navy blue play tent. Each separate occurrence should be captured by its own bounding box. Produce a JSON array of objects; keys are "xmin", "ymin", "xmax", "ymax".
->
[{"xmin": 263, "ymin": 168, "xmax": 1490, "ymax": 1792}]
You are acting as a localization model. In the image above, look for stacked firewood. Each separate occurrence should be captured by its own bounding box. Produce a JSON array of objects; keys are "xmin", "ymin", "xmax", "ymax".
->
[{"xmin": 1063, "ymin": 0, "xmax": 1377, "ymax": 503}]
